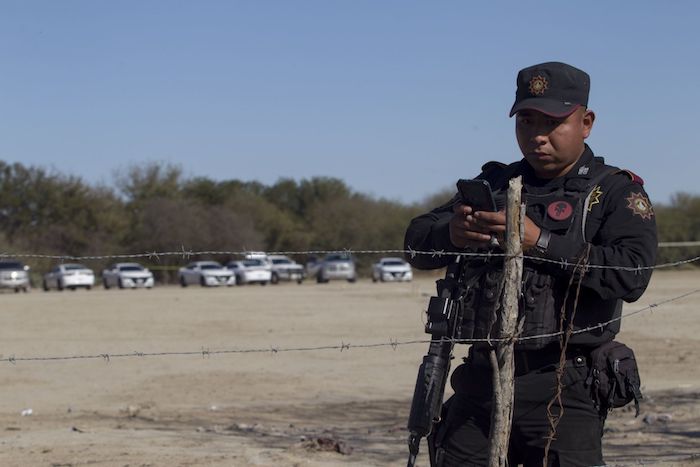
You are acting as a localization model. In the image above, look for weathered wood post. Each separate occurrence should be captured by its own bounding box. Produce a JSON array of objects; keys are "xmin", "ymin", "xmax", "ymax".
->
[{"xmin": 487, "ymin": 176, "xmax": 524, "ymax": 467}]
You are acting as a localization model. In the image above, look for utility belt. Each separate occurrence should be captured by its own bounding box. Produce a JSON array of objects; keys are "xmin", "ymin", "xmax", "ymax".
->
[
  {"xmin": 468, "ymin": 344, "xmax": 590, "ymax": 377},
  {"xmin": 465, "ymin": 341, "xmax": 643, "ymax": 415}
]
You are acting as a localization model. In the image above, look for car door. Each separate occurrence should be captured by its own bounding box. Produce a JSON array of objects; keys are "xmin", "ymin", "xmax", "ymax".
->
[
  {"xmin": 105, "ymin": 265, "xmax": 116, "ymax": 287},
  {"xmin": 54, "ymin": 266, "xmax": 66, "ymax": 288},
  {"xmin": 179, "ymin": 263, "xmax": 191, "ymax": 284},
  {"xmin": 187, "ymin": 264, "xmax": 201, "ymax": 284},
  {"xmin": 228, "ymin": 263, "xmax": 240, "ymax": 283},
  {"xmin": 51, "ymin": 266, "xmax": 63, "ymax": 288}
]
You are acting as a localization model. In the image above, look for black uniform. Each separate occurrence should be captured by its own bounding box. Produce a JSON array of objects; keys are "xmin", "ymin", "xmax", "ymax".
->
[{"xmin": 404, "ymin": 146, "xmax": 658, "ymax": 466}]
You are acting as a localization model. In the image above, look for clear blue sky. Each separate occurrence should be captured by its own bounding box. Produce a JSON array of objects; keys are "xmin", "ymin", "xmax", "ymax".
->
[{"xmin": 1, "ymin": 1, "xmax": 698, "ymax": 205}]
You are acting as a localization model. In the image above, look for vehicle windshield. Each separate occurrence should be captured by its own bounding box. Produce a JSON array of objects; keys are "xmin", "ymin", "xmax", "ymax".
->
[
  {"xmin": 200, "ymin": 263, "xmax": 223, "ymax": 270},
  {"xmin": 325, "ymin": 254, "xmax": 351, "ymax": 262},
  {"xmin": 243, "ymin": 259, "xmax": 265, "ymax": 267},
  {"xmin": 65, "ymin": 264, "xmax": 88, "ymax": 270},
  {"xmin": 119, "ymin": 265, "xmax": 144, "ymax": 271},
  {"xmin": 382, "ymin": 260, "xmax": 406, "ymax": 266},
  {"xmin": 272, "ymin": 258, "xmax": 291, "ymax": 265},
  {"xmin": 0, "ymin": 261, "xmax": 24, "ymax": 270}
]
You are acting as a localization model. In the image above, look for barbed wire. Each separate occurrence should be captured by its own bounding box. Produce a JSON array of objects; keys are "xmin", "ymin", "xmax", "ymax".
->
[
  {"xmin": 2, "ymin": 287, "xmax": 697, "ymax": 365},
  {"xmin": 658, "ymin": 240, "xmax": 700, "ymax": 247},
  {"xmin": 1, "ymin": 247, "xmax": 699, "ymax": 272}
]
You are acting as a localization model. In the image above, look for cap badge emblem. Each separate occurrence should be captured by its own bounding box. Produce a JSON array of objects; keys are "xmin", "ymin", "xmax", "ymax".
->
[
  {"xmin": 547, "ymin": 201, "xmax": 573, "ymax": 221},
  {"xmin": 625, "ymin": 192, "xmax": 654, "ymax": 220},
  {"xmin": 528, "ymin": 75, "xmax": 549, "ymax": 96}
]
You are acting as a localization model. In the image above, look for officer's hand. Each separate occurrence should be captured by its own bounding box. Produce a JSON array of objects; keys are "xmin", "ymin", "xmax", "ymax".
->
[
  {"xmin": 449, "ymin": 204, "xmax": 494, "ymax": 248},
  {"xmin": 473, "ymin": 211, "xmax": 541, "ymax": 251}
]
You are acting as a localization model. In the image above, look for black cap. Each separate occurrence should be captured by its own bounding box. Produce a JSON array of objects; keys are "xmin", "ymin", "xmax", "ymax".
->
[{"xmin": 509, "ymin": 62, "xmax": 590, "ymax": 118}]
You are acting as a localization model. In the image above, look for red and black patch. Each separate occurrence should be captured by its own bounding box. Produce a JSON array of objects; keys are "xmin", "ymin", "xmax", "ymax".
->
[
  {"xmin": 618, "ymin": 170, "xmax": 645, "ymax": 185},
  {"xmin": 547, "ymin": 201, "xmax": 574, "ymax": 221},
  {"xmin": 625, "ymin": 192, "xmax": 654, "ymax": 220}
]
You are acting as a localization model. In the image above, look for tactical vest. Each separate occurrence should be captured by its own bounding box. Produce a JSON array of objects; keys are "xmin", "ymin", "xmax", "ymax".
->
[{"xmin": 458, "ymin": 158, "xmax": 622, "ymax": 350}]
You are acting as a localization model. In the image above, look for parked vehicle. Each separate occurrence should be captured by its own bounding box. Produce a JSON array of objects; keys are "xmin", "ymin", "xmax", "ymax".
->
[
  {"xmin": 43, "ymin": 264, "xmax": 95, "ymax": 291},
  {"xmin": 178, "ymin": 261, "xmax": 236, "ymax": 287},
  {"xmin": 0, "ymin": 260, "xmax": 30, "ymax": 292},
  {"xmin": 102, "ymin": 262, "xmax": 155, "ymax": 289},
  {"xmin": 268, "ymin": 255, "xmax": 305, "ymax": 284},
  {"xmin": 307, "ymin": 253, "xmax": 356, "ymax": 283},
  {"xmin": 371, "ymin": 257, "xmax": 413, "ymax": 282},
  {"xmin": 226, "ymin": 258, "xmax": 272, "ymax": 285}
]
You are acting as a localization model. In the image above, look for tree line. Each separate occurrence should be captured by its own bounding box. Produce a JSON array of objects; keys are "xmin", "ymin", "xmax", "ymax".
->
[
  {"xmin": 0, "ymin": 161, "xmax": 428, "ymax": 282},
  {"xmin": 0, "ymin": 160, "xmax": 697, "ymax": 282}
]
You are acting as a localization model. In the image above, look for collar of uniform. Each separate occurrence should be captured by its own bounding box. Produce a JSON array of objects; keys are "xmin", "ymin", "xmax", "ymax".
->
[
  {"xmin": 567, "ymin": 145, "xmax": 595, "ymax": 180},
  {"xmin": 521, "ymin": 144, "xmax": 595, "ymax": 189}
]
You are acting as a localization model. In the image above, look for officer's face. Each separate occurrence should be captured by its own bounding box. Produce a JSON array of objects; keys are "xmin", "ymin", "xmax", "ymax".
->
[{"xmin": 515, "ymin": 107, "xmax": 595, "ymax": 179}]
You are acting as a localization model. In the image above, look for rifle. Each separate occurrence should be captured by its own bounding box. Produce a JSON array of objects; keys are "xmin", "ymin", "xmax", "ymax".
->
[{"xmin": 406, "ymin": 257, "xmax": 467, "ymax": 467}]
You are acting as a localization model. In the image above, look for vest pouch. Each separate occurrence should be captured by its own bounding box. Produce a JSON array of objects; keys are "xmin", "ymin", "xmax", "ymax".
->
[
  {"xmin": 585, "ymin": 341, "xmax": 642, "ymax": 415},
  {"xmin": 518, "ymin": 271, "xmax": 559, "ymax": 350},
  {"xmin": 458, "ymin": 267, "xmax": 503, "ymax": 341},
  {"xmin": 457, "ymin": 285, "xmax": 478, "ymax": 340}
]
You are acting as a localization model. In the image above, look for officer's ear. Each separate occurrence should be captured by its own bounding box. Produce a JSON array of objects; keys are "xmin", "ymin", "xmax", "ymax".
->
[{"xmin": 582, "ymin": 108, "xmax": 595, "ymax": 138}]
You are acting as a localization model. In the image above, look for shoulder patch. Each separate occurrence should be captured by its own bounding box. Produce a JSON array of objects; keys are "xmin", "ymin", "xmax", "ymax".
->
[
  {"xmin": 617, "ymin": 169, "xmax": 644, "ymax": 185},
  {"xmin": 625, "ymin": 192, "xmax": 654, "ymax": 220}
]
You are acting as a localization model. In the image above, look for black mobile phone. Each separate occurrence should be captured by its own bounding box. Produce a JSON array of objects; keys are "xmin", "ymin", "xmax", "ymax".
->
[{"xmin": 456, "ymin": 179, "xmax": 497, "ymax": 212}]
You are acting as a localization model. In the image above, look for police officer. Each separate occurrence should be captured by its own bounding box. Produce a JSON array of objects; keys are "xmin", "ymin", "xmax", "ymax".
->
[{"xmin": 404, "ymin": 62, "xmax": 658, "ymax": 466}]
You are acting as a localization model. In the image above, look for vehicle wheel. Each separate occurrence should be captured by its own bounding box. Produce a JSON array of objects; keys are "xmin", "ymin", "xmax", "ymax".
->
[
  {"xmin": 57, "ymin": 280, "xmax": 64, "ymax": 291},
  {"xmin": 118, "ymin": 278, "xmax": 125, "ymax": 289},
  {"xmin": 69, "ymin": 287, "xmax": 76, "ymax": 291},
  {"xmin": 43, "ymin": 280, "xmax": 49, "ymax": 292},
  {"xmin": 200, "ymin": 276, "xmax": 207, "ymax": 287},
  {"xmin": 180, "ymin": 276, "xmax": 188, "ymax": 287},
  {"xmin": 103, "ymin": 278, "xmax": 110, "ymax": 290},
  {"xmin": 297, "ymin": 279, "xmax": 303, "ymax": 285},
  {"xmin": 317, "ymin": 273, "xmax": 327, "ymax": 284},
  {"xmin": 270, "ymin": 273, "xmax": 279, "ymax": 285},
  {"xmin": 372, "ymin": 275, "xmax": 378, "ymax": 283},
  {"xmin": 347, "ymin": 277, "xmax": 356, "ymax": 283},
  {"xmin": 260, "ymin": 281, "xmax": 268, "ymax": 286},
  {"xmin": 86, "ymin": 285, "xmax": 92, "ymax": 291},
  {"xmin": 14, "ymin": 287, "xmax": 20, "ymax": 293}
]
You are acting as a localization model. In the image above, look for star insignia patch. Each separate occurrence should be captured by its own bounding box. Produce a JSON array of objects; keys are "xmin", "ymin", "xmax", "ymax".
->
[
  {"xmin": 625, "ymin": 192, "xmax": 654, "ymax": 220},
  {"xmin": 528, "ymin": 75, "xmax": 549, "ymax": 96},
  {"xmin": 587, "ymin": 186, "xmax": 603, "ymax": 212}
]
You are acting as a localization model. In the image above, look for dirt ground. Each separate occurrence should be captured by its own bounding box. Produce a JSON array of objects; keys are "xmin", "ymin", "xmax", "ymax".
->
[{"xmin": 1, "ymin": 269, "xmax": 698, "ymax": 467}]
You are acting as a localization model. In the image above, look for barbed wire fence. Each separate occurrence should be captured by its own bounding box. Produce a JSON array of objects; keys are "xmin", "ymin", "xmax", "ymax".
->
[
  {"xmin": 1, "ymin": 246, "xmax": 699, "ymax": 364},
  {"xmin": 2, "ymin": 246, "xmax": 699, "ymax": 466},
  {"xmin": 2, "ymin": 285, "xmax": 697, "ymax": 365},
  {"xmin": 2, "ymin": 243, "xmax": 699, "ymax": 266}
]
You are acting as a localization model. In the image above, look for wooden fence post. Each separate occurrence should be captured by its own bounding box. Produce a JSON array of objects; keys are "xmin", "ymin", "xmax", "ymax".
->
[{"xmin": 487, "ymin": 176, "xmax": 524, "ymax": 467}]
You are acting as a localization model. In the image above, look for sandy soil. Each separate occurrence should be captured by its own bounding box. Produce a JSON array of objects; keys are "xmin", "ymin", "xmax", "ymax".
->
[{"xmin": 1, "ymin": 270, "xmax": 698, "ymax": 466}]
